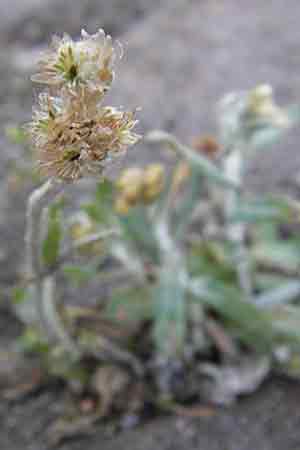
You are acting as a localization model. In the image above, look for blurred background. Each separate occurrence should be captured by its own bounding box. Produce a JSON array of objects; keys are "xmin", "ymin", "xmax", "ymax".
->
[{"xmin": 1, "ymin": 1, "xmax": 300, "ymax": 449}]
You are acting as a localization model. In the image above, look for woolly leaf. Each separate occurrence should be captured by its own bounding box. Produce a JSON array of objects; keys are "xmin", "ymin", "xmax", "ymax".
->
[
  {"xmin": 12, "ymin": 287, "xmax": 28, "ymax": 305},
  {"xmin": 42, "ymin": 204, "xmax": 62, "ymax": 266},
  {"xmin": 153, "ymin": 266, "xmax": 186, "ymax": 356},
  {"xmin": 83, "ymin": 180, "xmax": 114, "ymax": 225},
  {"xmin": 118, "ymin": 206, "xmax": 158, "ymax": 261},
  {"xmin": 105, "ymin": 287, "xmax": 152, "ymax": 323},
  {"xmin": 63, "ymin": 265, "xmax": 97, "ymax": 287},
  {"xmin": 190, "ymin": 279, "xmax": 275, "ymax": 351}
]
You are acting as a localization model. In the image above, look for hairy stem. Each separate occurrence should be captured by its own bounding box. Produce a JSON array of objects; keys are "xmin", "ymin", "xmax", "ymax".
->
[
  {"xmin": 25, "ymin": 179, "xmax": 68, "ymax": 343},
  {"xmin": 41, "ymin": 275, "xmax": 80, "ymax": 356},
  {"xmin": 224, "ymin": 149, "xmax": 252, "ymax": 300}
]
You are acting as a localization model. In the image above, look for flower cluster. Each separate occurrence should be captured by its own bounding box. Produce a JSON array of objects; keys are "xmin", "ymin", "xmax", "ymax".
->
[
  {"xmin": 115, "ymin": 164, "xmax": 165, "ymax": 214},
  {"xmin": 27, "ymin": 29, "xmax": 140, "ymax": 181}
]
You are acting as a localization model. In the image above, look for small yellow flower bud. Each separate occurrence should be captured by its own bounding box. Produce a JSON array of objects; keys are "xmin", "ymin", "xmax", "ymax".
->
[
  {"xmin": 143, "ymin": 164, "xmax": 165, "ymax": 202},
  {"xmin": 116, "ymin": 167, "xmax": 144, "ymax": 203},
  {"xmin": 114, "ymin": 195, "xmax": 131, "ymax": 215},
  {"xmin": 116, "ymin": 167, "xmax": 144, "ymax": 190},
  {"xmin": 247, "ymin": 84, "xmax": 290, "ymax": 128}
]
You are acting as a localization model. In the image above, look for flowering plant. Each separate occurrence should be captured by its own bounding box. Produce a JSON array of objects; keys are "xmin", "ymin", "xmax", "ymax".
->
[{"xmin": 14, "ymin": 29, "xmax": 300, "ymax": 417}]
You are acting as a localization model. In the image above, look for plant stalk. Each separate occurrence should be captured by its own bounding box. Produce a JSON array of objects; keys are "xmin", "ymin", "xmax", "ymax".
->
[
  {"xmin": 25, "ymin": 178, "xmax": 74, "ymax": 348},
  {"xmin": 224, "ymin": 149, "xmax": 252, "ymax": 300}
]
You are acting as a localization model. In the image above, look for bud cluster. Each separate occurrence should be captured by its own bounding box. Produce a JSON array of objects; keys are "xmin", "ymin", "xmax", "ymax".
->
[
  {"xmin": 27, "ymin": 29, "xmax": 140, "ymax": 181},
  {"xmin": 115, "ymin": 164, "xmax": 165, "ymax": 214},
  {"xmin": 245, "ymin": 84, "xmax": 290, "ymax": 128}
]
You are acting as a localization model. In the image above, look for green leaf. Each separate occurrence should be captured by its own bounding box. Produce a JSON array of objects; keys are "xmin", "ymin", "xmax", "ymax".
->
[
  {"xmin": 105, "ymin": 287, "xmax": 152, "ymax": 323},
  {"xmin": 254, "ymin": 273, "xmax": 289, "ymax": 292},
  {"xmin": 63, "ymin": 265, "xmax": 97, "ymax": 287},
  {"xmin": 96, "ymin": 179, "xmax": 114, "ymax": 204},
  {"xmin": 249, "ymin": 126, "xmax": 287, "ymax": 150},
  {"xmin": 42, "ymin": 203, "xmax": 62, "ymax": 267},
  {"xmin": 269, "ymin": 305, "xmax": 300, "ymax": 346},
  {"xmin": 187, "ymin": 241, "xmax": 236, "ymax": 284},
  {"xmin": 190, "ymin": 279, "xmax": 275, "ymax": 351},
  {"xmin": 118, "ymin": 206, "xmax": 158, "ymax": 261},
  {"xmin": 83, "ymin": 180, "xmax": 114, "ymax": 225},
  {"xmin": 249, "ymin": 105, "xmax": 300, "ymax": 150},
  {"xmin": 253, "ymin": 241, "xmax": 300, "ymax": 272},
  {"xmin": 255, "ymin": 281, "xmax": 300, "ymax": 308},
  {"xmin": 17, "ymin": 327, "xmax": 50, "ymax": 354},
  {"xmin": 153, "ymin": 266, "xmax": 187, "ymax": 356},
  {"xmin": 82, "ymin": 203, "xmax": 103, "ymax": 222},
  {"xmin": 231, "ymin": 204, "xmax": 282, "ymax": 224},
  {"xmin": 12, "ymin": 287, "xmax": 28, "ymax": 305},
  {"xmin": 174, "ymin": 166, "xmax": 202, "ymax": 238},
  {"xmin": 231, "ymin": 196, "xmax": 295, "ymax": 224}
]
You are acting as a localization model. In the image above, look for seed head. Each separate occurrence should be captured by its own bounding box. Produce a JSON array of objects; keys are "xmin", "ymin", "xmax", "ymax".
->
[
  {"xmin": 32, "ymin": 29, "xmax": 118, "ymax": 95},
  {"xmin": 27, "ymin": 29, "xmax": 140, "ymax": 182},
  {"xmin": 27, "ymin": 92, "xmax": 140, "ymax": 181}
]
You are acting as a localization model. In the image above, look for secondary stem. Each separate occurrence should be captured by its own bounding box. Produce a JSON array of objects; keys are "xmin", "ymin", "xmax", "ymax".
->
[{"xmin": 224, "ymin": 149, "xmax": 252, "ymax": 300}]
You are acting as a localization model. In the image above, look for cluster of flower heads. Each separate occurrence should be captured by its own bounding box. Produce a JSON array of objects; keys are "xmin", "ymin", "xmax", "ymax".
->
[
  {"xmin": 115, "ymin": 164, "xmax": 165, "ymax": 215},
  {"xmin": 27, "ymin": 29, "xmax": 140, "ymax": 181}
]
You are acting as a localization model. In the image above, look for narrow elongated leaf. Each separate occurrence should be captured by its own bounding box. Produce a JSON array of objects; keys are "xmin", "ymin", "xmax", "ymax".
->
[
  {"xmin": 174, "ymin": 167, "xmax": 202, "ymax": 238},
  {"xmin": 189, "ymin": 279, "xmax": 275, "ymax": 351},
  {"xmin": 249, "ymin": 105, "xmax": 300, "ymax": 149},
  {"xmin": 118, "ymin": 206, "xmax": 159, "ymax": 262},
  {"xmin": 269, "ymin": 305, "xmax": 300, "ymax": 346},
  {"xmin": 253, "ymin": 241, "xmax": 300, "ymax": 272},
  {"xmin": 230, "ymin": 195, "xmax": 295, "ymax": 224},
  {"xmin": 187, "ymin": 241, "xmax": 236, "ymax": 284},
  {"xmin": 42, "ymin": 204, "xmax": 62, "ymax": 266},
  {"xmin": 105, "ymin": 287, "xmax": 152, "ymax": 323},
  {"xmin": 254, "ymin": 281, "xmax": 300, "ymax": 308},
  {"xmin": 84, "ymin": 180, "xmax": 114, "ymax": 225},
  {"xmin": 63, "ymin": 265, "xmax": 97, "ymax": 287},
  {"xmin": 153, "ymin": 266, "xmax": 186, "ymax": 356}
]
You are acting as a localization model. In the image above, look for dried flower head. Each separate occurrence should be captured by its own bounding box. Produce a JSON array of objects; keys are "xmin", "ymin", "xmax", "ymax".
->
[
  {"xmin": 27, "ymin": 92, "xmax": 140, "ymax": 181},
  {"xmin": 32, "ymin": 29, "xmax": 118, "ymax": 95},
  {"xmin": 27, "ymin": 28, "xmax": 140, "ymax": 182}
]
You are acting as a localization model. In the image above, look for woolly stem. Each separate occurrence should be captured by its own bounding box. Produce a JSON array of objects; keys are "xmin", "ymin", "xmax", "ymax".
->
[
  {"xmin": 25, "ymin": 178, "xmax": 78, "ymax": 353},
  {"xmin": 224, "ymin": 149, "xmax": 252, "ymax": 300}
]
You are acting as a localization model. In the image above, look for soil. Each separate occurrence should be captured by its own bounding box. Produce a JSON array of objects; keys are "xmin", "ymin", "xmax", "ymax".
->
[{"xmin": 1, "ymin": 0, "xmax": 300, "ymax": 448}]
